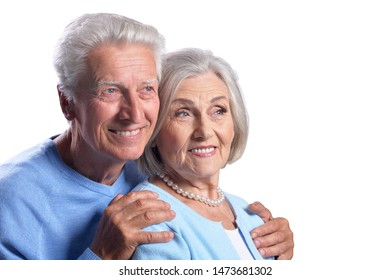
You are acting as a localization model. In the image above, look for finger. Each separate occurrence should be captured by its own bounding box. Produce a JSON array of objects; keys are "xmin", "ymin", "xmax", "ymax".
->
[
  {"xmin": 108, "ymin": 193, "xmax": 124, "ymax": 206},
  {"xmin": 253, "ymin": 218, "xmax": 294, "ymax": 260},
  {"xmin": 116, "ymin": 190, "xmax": 160, "ymax": 205},
  {"xmin": 251, "ymin": 218, "xmax": 280, "ymax": 239},
  {"xmin": 104, "ymin": 200, "xmax": 173, "ymax": 235},
  {"xmin": 121, "ymin": 197, "xmax": 173, "ymax": 218},
  {"xmin": 134, "ymin": 230, "xmax": 175, "ymax": 245},
  {"xmin": 128, "ymin": 208, "xmax": 176, "ymax": 229},
  {"xmin": 276, "ymin": 251, "xmax": 294, "ymax": 260},
  {"xmin": 255, "ymin": 228, "xmax": 285, "ymax": 248},
  {"xmin": 91, "ymin": 207, "xmax": 175, "ymax": 259},
  {"xmin": 107, "ymin": 191, "xmax": 163, "ymax": 213},
  {"xmin": 258, "ymin": 241, "xmax": 292, "ymax": 259},
  {"xmin": 253, "ymin": 217, "xmax": 292, "ymax": 247},
  {"xmin": 248, "ymin": 201, "xmax": 273, "ymax": 222}
]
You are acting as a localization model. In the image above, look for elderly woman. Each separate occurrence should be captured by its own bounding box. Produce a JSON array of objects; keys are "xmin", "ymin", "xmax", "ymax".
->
[{"xmin": 131, "ymin": 48, "xmax": 282, "ymax": 259}]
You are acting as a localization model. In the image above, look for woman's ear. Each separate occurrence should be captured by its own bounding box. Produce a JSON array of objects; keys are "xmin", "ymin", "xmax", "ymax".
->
[{"xmin": 57, "ymin": 85, "xmax": 75, "ymax": 121}]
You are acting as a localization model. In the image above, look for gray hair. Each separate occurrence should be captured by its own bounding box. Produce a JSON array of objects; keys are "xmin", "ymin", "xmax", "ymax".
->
[
  {"xmin": 137, "ymin": 48, "xmax": 249, "ymax": 177},
  {"xmin": 53, "ymin": 13, "xmax": 166, "ymax": 100}
]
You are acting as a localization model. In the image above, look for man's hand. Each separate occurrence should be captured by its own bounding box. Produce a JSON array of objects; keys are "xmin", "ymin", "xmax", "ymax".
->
[
  {"xmin": 249, "ymin": 201, "xmax": 294, "ymax": 260},
  {"xmin": 90, "ymin": 190, "xmax": 175, "ymax": 259}
]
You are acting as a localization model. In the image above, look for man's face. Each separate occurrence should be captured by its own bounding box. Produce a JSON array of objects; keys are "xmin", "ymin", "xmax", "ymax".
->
[{"xmin": 70, "ymin": 43, "xmax": 160, "ymax": 163}]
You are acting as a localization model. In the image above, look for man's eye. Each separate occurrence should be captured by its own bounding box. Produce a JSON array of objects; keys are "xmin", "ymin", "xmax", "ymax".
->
[
  {"xmin": 143, "ymin": 85, "xmax": 157, "ymax": 95},
  {"xmin": 100, "ymin": 87, "xmax": 118, "ymax": 95},
  {"xmin": 98, "ymin": 87, "xmax": 121, "ymax": 102}
]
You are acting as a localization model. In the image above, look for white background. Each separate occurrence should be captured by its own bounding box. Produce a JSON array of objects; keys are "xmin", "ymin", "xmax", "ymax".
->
[{"xmin": 0, "ymin": 0, "xmax": 389, "ymax": 277}]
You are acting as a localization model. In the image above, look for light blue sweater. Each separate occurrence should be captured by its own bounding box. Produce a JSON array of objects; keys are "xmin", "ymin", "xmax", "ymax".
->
[
  {"xmin": 131, "ymin": 181, "xmax": 273, "ymax": 260},
  {"xmin": 0, "ymin": 138, "xmax": 145, "ymax": 260}
]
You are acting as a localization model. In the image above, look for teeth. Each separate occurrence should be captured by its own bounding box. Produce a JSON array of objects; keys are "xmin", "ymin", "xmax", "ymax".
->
[
  {"xmin": 114, "ymin": 129, "xmax": 140, "ymax": 136},
  {"xmin": 192, "ymin": 147, "xmax": 215, "ymax": 153}
]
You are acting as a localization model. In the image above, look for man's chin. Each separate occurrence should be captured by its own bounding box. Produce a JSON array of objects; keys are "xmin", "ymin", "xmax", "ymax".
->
[{"xmin": 115, "ymin": 149, "xmax": 144, "ymax": 162}]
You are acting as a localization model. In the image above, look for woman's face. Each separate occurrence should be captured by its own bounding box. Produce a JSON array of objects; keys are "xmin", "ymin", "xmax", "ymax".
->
[
  {"xmin": 156, "ymin": 71, "xmax": 235, "ymax": 182},
  {"xmin": 71, "ymin": 43, "xmax": 160, "ymax": 163}
]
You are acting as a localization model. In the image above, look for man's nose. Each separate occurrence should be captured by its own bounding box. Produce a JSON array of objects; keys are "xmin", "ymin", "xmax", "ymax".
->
[{"xmin": 118, "ymin": 93, "xmax": 143, "ymax": 122}]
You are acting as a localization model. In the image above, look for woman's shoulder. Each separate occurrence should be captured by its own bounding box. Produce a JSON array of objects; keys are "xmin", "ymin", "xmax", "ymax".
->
[
  {"xmin": 225, "ymin": 192, "xmax": 265, "ymax": 225},
  {"xmin": 132, "ymin": 180, "xmax": 160, "ymax": 192},
  {"xmin": 225, "ymin": 192, "xmax": 250, "ymax": 207},
  {"xmin": 132, "ymin": 180, "xmax": 181, "ymax": 207}
]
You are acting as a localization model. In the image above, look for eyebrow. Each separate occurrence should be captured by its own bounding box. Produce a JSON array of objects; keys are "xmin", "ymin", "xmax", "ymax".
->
[
  {"xmin": 97, "ymin": 80, "xmax": 123, "ymax": 87},
  {"xmin": 97, "ymin": 78, "xmax": 158, "ymax": 87},
  {"xmin": 144, "ymin": 78, "xmax": 159, "ymax": 84},
  {"xmin": 172, "ymin": 95, "xmax": 229, "ymax": 105}
]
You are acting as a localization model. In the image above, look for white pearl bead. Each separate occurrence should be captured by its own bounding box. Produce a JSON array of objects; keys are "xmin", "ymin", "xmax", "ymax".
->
[{"xmin": 158, "ymin": 172, "xmax": 225, "ymax": 207}]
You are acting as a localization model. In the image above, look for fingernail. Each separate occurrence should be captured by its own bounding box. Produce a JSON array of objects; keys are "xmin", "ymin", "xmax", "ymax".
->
[
  {"xmin": 251, "ymin": 232, "xmax": 258, "ymax": 238},
  {"xmin": 260, "ymin": 249, "xmax": 266, "ymax": 256}
]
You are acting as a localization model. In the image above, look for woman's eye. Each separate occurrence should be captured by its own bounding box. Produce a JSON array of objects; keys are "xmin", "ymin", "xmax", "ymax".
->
[
  {"xmin": 175, "ymin": 110, "xmax": 190, "ymax": 117},
  {"xmin": 215, "ymin": 107, "xmax": 227, "ymax": 115}
]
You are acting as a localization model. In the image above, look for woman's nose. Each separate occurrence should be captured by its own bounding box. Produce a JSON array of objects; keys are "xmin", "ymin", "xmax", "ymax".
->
[{"xmin": 193, "ymin": 116, "xmax": 213, "ymax": 140}]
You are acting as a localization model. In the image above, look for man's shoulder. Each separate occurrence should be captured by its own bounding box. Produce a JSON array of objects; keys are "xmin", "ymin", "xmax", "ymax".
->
[{"xmin": 0, "ymin": 139, "xmax": 55, "ymax": 190}]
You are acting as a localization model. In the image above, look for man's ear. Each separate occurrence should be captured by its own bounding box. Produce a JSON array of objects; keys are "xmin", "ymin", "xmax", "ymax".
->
[{"xmin": 57, "ymin": 85, "xmax": 75, "ymax": 121}]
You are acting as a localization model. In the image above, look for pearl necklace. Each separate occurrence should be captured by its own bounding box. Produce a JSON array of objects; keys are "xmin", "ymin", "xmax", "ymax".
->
[{"xmin": 157, "ymin": 172, "xmax": 225, "ymax": 207}]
